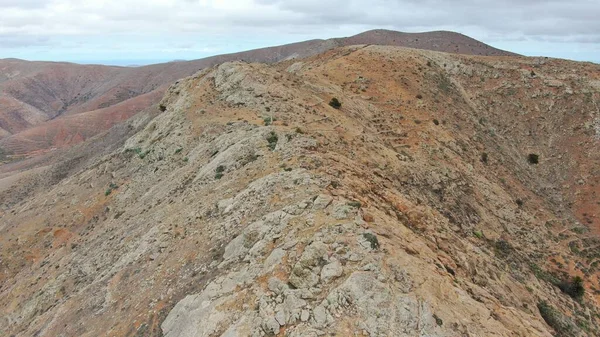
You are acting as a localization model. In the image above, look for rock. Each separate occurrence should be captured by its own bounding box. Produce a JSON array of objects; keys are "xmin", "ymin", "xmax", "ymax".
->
[
  {"xmin": 301, "ymin": 309, "xmax": 310, "ymax": 322},
  {"xmin": 289, "ymin": 265, "xmax": 320, "ymax": 289},
  {"xmin": 264, "ymin": 248, "xmax": 286, "ymax": 269},
  {"xmin": 312, "ymin": 195, "xmax": 333, "ymax": 210},
  {"xmin": 268, "ymin": 277, "xmax": 288, "ymax": 295},
  {"xmin": 320, "ymin": 259, "xmax": 343, "ymax": 283},
  {"xmin": 262, "ymin": 316, "xmax": 281, "ymax": 335},
  {"xmin": 311, "ymin": 305, "xmax": 329, "ymax": 328},
  {"xmin": 332, "ymin": 203, "xmax": 355, "ymax": 220}
]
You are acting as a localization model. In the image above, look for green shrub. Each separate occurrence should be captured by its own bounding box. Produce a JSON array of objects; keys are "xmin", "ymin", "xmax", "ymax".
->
[
  {"xmin": 494, "ymin": 239, "xmax": 512, "ymax": 257},
  {"xmin": 362, "ymin": 233, "xmax": 380, "ymax": 250},
  {"xmin": 347, "ymin": 200, "xmax": 362, "ymax": 208},
  {"xmin": 329, "ymin": 98, "xmax": 342, "ymax": 109},
  {"xmin": 267, "ymin": 132, "xmax": 278, "ymax": 151},
  {"xmin": 175, "ymin": 147, "xmax": 183, "ymax": 154},
  {"xmin": 263, "ymin": 116, "xmax": 277, "ymax": 126},
  {"xmin": 159, "ymin": 104, "xmax": 167, "ymax": 112},
  {"xmin": 215, "ymin": 165, "xmax": 226, "ymax": 179},
  {"xmin": 105, "ymin": 183, "xmax": 118, "ymax": 196},
  {"xmin": 559, "ymin": 276, "xmax": 585, "ymax": 300},
  {"xmin": 537, "ymin": 301, "xmax": 577, "ymax": 337},
  {"xmin": 528, "ymin": 153, "xmax": 539, "ymax": 164},
  {"xmin": 480, "ymin": 153, "xmax": 488, "ymax": 164}
]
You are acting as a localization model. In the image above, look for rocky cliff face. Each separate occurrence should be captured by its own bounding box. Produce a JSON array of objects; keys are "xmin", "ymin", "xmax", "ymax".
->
[{"xmin": 1, "ymin": 45, "xmax": 599, "ymax": 336}]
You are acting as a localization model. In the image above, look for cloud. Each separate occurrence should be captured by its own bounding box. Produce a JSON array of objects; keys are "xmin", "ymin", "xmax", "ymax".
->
[{"xmin": 0, "ymin": 0, "xmax": 599, "ymax": 63}]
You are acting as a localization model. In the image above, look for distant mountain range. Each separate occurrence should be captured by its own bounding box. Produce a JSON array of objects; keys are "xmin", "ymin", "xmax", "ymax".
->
[{"xmin": 0, "ymin": 29, "xmax": 516, "ymax": 157}]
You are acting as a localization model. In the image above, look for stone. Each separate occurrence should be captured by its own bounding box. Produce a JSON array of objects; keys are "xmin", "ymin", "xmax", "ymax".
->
[
  {"xmin": 320, "ymin": 259, "xmax": 343, "ymax": 283},
  {"xmin": 312, "ymin": 194, "xmax": 333, "ymax": 210},
  {"xmin": 301, "ymin": 309, "xmax": 310, "ymax": 322}
]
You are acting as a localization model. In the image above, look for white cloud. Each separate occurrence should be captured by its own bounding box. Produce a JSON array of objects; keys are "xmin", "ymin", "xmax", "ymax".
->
[{"xmin": 0, "ymin": 0, "xmax": 599, "ymax": 63}]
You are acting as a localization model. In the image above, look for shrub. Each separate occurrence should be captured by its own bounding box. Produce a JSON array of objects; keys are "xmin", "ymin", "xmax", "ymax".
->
[
  {"xmin": 347, "ymin": 200, "xmax": 362, "ymax": 208},
  {"xmin": 329, "ymin": 98, "xmax": 342, "ymax": 109},
  {"xmin": 263, "ymin": 116, "xmax": 277, "ymax": 126},
  {"xmin": 558, "ymin": 276, "xmax": 585, "ymax": 300},
  {"xmin": 480, "ymin": 153, "xmax": 488, "ymax": 164},
  {"xmin": 432, "ymin": 119, "xmax": 440, "ymax": 125},
  {"xmin": 362, "ymin": 233, "xmax": 380, "ymax": 250},
  {"xmin": 537, "ymin": 301, "xmax": 577, "ymax": 337},
  {"xmin": 175, "ymin": 147, "xmax": 183, "ymax": 154},
  {"xmin": 416, "ymin": 94, "xmax": 423, "ymax": 99},
  {"xmin": 159, "ymin": 104, "xmax": 167, "ymax": 112},
  {"xmin": 267, "ymin": 132, "xmax": 278, "ymax": 151},
  {"xmin": 215, "ymin": 165, "xmax": 225, "ymax": 179},
  {"xmin": 528, "ymin": 153, "xmax": 539, "ymax": 164},
  {"xmin": 105, "ymin": 183, "xmax": 118, "ymax": 196},
  {"xmin": 494, "ymin": 239, "xmax": 512, "ymax": 257}
]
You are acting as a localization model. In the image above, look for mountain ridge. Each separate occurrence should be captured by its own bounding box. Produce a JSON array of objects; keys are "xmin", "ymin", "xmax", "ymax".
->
[
  {"xmin": 1, "ymin": 44, "xmax": 600, "ymax": 336},
  {"xmin": 0, "ymin": 29, "xmax": 514, "ymax": 158}
]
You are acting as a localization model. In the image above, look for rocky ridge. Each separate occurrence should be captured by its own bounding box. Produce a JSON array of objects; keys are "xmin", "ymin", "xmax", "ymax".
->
[{"xmin": 1, "ymin": 45, "xmax": 599, "ymax": 336}]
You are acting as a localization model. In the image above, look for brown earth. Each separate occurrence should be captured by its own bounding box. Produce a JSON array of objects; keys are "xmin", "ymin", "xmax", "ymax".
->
[{"xmin": 0, "ymin": 29, "xmax": 514, "ymax": 158}]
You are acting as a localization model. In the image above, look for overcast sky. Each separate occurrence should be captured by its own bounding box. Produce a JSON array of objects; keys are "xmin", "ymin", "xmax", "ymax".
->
[{"xmin": 1, "ymin": 0, "xmax": 599, "ymax": 65}]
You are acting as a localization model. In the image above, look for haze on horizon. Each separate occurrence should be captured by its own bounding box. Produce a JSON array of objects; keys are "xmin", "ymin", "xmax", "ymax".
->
[{"xmin": 1, "ymin": 0, "xmax": 599, "ymax": 66}]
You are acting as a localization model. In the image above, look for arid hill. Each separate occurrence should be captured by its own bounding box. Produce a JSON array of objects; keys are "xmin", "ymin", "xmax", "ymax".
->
[
  {"xmin": 1, "ymin": 44, "xmax": 599, "ymax": 336},
  {"xmin": 0, "ymin": 30, "xmax": 514, "ymax": 157}
]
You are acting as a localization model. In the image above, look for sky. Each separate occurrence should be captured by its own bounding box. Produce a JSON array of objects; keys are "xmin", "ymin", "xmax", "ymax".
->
[{"xmin": 1, "ymin": 0, "xmax": 599, "ymax": 65}]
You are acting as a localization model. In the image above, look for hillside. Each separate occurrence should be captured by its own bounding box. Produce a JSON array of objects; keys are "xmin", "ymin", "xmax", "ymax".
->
[
  {"xmin": 0, "ymin": 30, "xmax": 514, "ymax": 157},
  {"xmin": 0, "ymin": 44, "xmax": 599, "ymax": 336}
]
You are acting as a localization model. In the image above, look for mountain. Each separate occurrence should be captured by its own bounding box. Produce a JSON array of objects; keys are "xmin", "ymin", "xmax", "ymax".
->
[
  {"xmin": 1, "ymin": 44, "xmax": 599, "ymax": 336},
  {"xmin": 0, "ymin": 30, "xmax": 514, "ymax": 157}
]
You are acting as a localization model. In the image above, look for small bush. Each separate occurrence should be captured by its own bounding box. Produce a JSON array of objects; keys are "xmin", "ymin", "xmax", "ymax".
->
[
  {"xmin": 329, "ymin": 98, "xmax": 342, "ymax": 109},
  {"xmin": 159, "ymin": 104, "xmax": 167, "ymax": 112},
  {"xmin": 362, "ymin": 233, "xmax": 380, "ymax": 250},
  {"xmin": 495, "ymin": 239, "xmax": 512, "ymax": 257},
  {"xmin": 480, "ymin": 153, "xmax": 488, "ymax": 164},
  {"xmin": 105, "ymin": 183, "xmax": 118, "ymax": 196},
  {"xmin": 432, "ymin": 119, "xmax": 440, "ymax": 125},
  {"xmin": 426, "ymin": 61, "xmax": 432, "ymax": 67},
  {"xmin": 175, "ymin": 147, "xmax": 183, "ymax": 154},
  {"xmin": 267, "ymin": 132, "xmax": 278, "ymax": 151},
  {"xmin": 347, "ymin": 200, "xmax": 362, "ymax": 208},
  {"xmin": 416, "ymin": 94, "xmax": 423, "ymax": 99},
  {"xmin": 473, "ymin": 230, "xmax": 484, "ymax": 239},
  {"xmin": 263, "ymin": 116, "xmax": 277, "ymax": 126},
  {"xmin": 215, "ymin": 165, "xmax": 226, "ymax": 179},
  {"xmin": 528, "ymin": 153, "xmax": 539, "ymax": 164},
  {"xmin": 537, "ymin": 301, "xmax": 577, "ymax": 337},
  {"xmin": 558, "ymin": 276, "xmax": 585, "ymax": 300}
]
